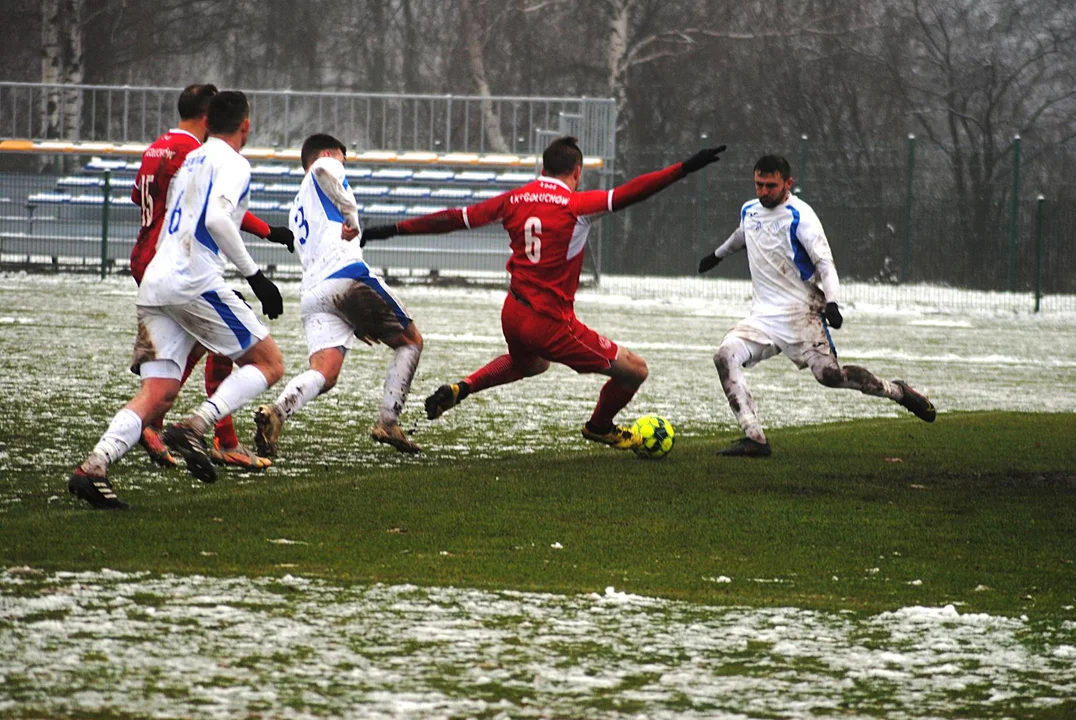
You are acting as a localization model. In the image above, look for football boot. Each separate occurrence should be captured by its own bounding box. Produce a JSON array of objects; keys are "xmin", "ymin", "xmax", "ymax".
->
[
  {"xmin": 893, "ymin": 380, "xmax": 936, "ymax": 422},
  {"xmin": 139, "ymin": 426, "xmax": 178, "ymax": 468},
  {"xmin": 581, "ymin": 422, "xmax": 641, "ymax": 450},
  {"xmin": 719, "ymin": 437, "xmax": 773, "ymax": 458},
  {"xmin": 162, "ymin": 422, "xmax": 218, "ymax": 484},
  {"xmin": 209, "ymin": 438, "xmax": 273, "ymax": 470},
  {"xmin": 68, "ymin": 465, "xmax": 129, "ymax": 510},
  {"xmin": 253, "ymin": 404, "xmax": 285, "ymax": 459},
  {"xmin": 371, "ymin": 421, "xmax": 421, "ymax": 454}
]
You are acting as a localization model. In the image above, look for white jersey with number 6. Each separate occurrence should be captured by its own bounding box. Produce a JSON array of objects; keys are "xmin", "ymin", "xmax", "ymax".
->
[
  {"xmin": 138, "ymin": 137, "xmax": 252, "ymax": 306},
  {"xmin": 289, "ymin": 157, "xmax": 363, "ymax": 292}
]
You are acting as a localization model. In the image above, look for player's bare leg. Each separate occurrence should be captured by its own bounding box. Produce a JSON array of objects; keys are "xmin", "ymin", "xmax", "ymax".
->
[
  {"xmin": 70, "ymin": 373, "xmax": 181, "ymax": 509},
  {"xmin": 806, "ymin": 355, "xmax": 936, "ymax": 422},
  {"xmin": 713, "ymin": 340, "xmax": 772, "ymax": 457},
  {"xmin": 254, "ymin": 345, "xmax": 345, "ymax": 459},
  {"xmin": 138, "ymin": 349, "xmax": 207, "ymax": 468},
  {"xmin": 581, "ymin": 348, "xmax": 648, "ymax": 450},
  {"xmin": 166, "ymin": 337, "xmax": 284, "ymax": 484},
  {"xmin": 203, "ymin": 352, "xmax": 272, "ymax": 470},
  {"xmin": 371, "ymin": 324, "xmax": 423, "ymax": 454},
  {"xmin": 425, "ymin": 353, "xmax": 546, "ymax": 420}
]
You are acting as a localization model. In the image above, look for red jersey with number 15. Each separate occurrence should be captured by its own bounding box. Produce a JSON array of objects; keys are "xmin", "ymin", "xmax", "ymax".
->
[
  {"xmin": 131, "ymin": 128, "xmax": 202, "ymax": 253},
  {"xmin": 396, "ymin": 163, "xmax": 686, "ymax": 319}
]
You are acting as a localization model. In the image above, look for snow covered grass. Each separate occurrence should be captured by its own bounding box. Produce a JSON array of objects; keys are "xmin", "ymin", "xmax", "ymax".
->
[
  {"xmin": 2, "ymin": 273, "xmax": 1076, "ymax": 718},
  {"xmin": 2, "ymin": 569, "xmax": 1074, "ymax": 719}
]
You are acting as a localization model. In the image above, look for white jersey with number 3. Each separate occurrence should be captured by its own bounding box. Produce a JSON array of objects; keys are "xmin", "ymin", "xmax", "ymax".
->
[
  {"xmin": 138, "ymin": 137, "xmax": 251, "ymax": 306},
  {"xmin": 289, "ymin": 157, "xmax": 364, "ymax": 292}
]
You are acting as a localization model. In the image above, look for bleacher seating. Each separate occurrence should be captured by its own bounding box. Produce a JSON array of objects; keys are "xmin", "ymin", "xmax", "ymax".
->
[{"xmin": 30, "ymin": 151, "xmax": 561, "ymax": 218}]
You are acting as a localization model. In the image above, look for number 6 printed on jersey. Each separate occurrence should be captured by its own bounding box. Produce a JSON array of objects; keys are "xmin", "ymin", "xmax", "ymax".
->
[{"xmin": 524, "ymin": 216, "xmax": 542, "ymax": 263}]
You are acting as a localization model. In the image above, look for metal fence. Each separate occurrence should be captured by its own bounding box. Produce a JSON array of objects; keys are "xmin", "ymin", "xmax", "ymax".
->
[
  {"xmin": 0, "ymin": 81, "xmax": 617, "ymax": 168},
  {"xmin": 2, "ymin": 82, "xmax": 1074, "ymax": 312}
]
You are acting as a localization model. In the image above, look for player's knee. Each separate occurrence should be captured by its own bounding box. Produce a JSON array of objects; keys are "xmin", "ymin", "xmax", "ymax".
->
[
  {"xmin": 714, "ymin": 346, "xmax": 735, "ymax": 380},
  {"xmin": 634, "ymin": 355, "xmax": 649, "ymax": 384},
  {"xmin": 816, "ymin": 365, "xmax": 844, "ymax": 387}
]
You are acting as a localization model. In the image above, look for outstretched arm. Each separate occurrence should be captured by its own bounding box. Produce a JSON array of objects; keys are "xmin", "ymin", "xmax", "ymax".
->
[
  {"xmin": 571, "ymin": 145, "xmax": 727, "ymax": 216},
  {"xmin": 241, "ymin": 211, "xmax": 294, "ymax": 252},
  {"xmin": 362, "ymin": 190, "xmax": 510, "ymax": 244},
  {"xmin": 698, "ymin": 227, "xmax": 746, "ymax": 273}
]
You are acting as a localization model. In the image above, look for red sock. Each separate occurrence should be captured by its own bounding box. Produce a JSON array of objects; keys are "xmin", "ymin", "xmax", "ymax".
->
[
  {"xmin": 464, "ymin": 354, "xmax": 526, "ymax": 393},
  {"xmin": 179, "ymin": 351, "xmax": 200, "ymax": 386},
  {"xmin": 205, "ymin": 353, "xmax": 239, "ymax": 448},
  {"xmin": 588, "ymin": 379, "xmax": 638, "ymax": 430}
]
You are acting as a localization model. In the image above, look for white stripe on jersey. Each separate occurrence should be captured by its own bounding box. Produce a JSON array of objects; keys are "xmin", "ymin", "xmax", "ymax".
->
[{"xmin": 290, "ymin": 156, "xmax": 364, "ymax": 291}]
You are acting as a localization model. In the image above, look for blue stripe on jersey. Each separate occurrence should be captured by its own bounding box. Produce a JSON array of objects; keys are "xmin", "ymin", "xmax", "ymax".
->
[
  {"xmin": 194, "ymin": 179, "xmax": 219, "ymax": 254},
  {"xmin": 788, "ymin": 205, "xmax": 815, "ymax": 280},
  {"xmin": 741, "ymin": 199, "xmax": 760, "ymax": 224},
  {"xmin": 239, "ymin": 181, "xmax": 250, "ymax": 204},
  {"xmin": 314, "ymin": 179, "xmax": 346, "ymax": 223},
  {"xmin": 342, "ymin": 177, "xmax": 350, "ymax": 190},
  {"xmin": 201, "ymin": 290, "xmax": 253, "ymax": 349},
  {"xmin": 326, "ymin": 262, "xmax": 411, "ymax": 328}
]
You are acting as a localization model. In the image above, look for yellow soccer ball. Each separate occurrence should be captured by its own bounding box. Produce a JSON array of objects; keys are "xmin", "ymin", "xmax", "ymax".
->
[{"xmin": 631, "ymin": 415, "xmax": 675, "ymax": 459}]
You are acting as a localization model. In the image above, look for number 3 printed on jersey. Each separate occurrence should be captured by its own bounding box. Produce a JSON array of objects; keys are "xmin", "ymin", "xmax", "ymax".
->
[
  {"xmin": 524, "ymin": 216, "xmax": 542, "ymax": 263},
  {"xmin": 293, "ymin": 205, "xmax": 310, "ymax": 245}
]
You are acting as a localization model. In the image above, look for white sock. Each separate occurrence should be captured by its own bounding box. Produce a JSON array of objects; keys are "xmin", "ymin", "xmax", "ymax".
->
[
  {"xmin": 89, "ymin": 408, "xmax": 142, "ymax": 468},
  {"xmin": 380, "ymin": 344, "xmax": 421, "ymax": 425},
  {"xmin": 275, "ymin": 369, "xmax": 326, "ymax": 420},
  {"xmin": 190, "ymin": 365, "xmax": 269, "ymax": 432}
]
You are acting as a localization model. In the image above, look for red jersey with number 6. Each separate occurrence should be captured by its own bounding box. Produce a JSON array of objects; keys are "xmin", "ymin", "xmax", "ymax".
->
[
  {"xmin": 130, "ymin": 128, "xmax": 202, "ymax": 282},
  {"xmin": 396, "ymin": 164, "xmax": 686, "ymax": 319}
]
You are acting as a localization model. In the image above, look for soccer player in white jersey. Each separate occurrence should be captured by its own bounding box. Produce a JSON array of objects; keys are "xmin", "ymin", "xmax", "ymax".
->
[
  {"xmin": 698, "ymin": 154, "xmax": 936, "ymax": 457},
  {"xmin": 68, "ymin": 91, "xmax": 286, "ymax": 508},
  {"xmin": 252, "ymin": 133, "xmax": 424, "ymax": 457}
]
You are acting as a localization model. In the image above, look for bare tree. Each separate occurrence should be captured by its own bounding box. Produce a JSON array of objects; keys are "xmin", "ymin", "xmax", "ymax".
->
[
  {"xmin": 40, "ymin": 0, "xmax": 85, "ymax": 141},
  {"xmin": 890, "ymin": 0, "xmax": 1076, "ymax": 273}
]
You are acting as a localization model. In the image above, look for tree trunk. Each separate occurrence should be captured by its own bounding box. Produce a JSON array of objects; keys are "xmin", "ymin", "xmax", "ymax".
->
[
  {"xmin": 606, "ymin": 0, "xmax": 632, "ymax": 128},
  {"xmin": 40, "ymin": 0, "xmax": 62, "ymax": 139},
  {"xmin": 61, "ymin": 0, "xmax": 84, "ymax": 141},
  {"xmin": 460, "ymin": 0, "xmax": 510, "ymax": 153}
]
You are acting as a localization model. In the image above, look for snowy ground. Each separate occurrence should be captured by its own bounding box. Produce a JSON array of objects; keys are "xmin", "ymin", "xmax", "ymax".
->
[
  {"xmin": 2, "ymin": 273, "xmax": 1075, "ymax": 485},
  {"xmin": 2, "ymin": 273, "xmax": 1075, "ymax": 718},
  {"xmin": 2, "ymin": 568, "xmax": 1075, "ymax": 719}
]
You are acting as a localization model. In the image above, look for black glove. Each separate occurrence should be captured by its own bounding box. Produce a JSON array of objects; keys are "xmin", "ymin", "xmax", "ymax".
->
[
  {"xmin": 824, "ymin": 302, "xmax": 843, "ymax": 329},
  {"xmin": 698, "ymin": 253, "xmax": 721, "ymax": 274},
  {"xmin": 360, "ymin": 223, "xmax": 398, "ymax": 248},
  {"xmin": 265, "ymin": 225, "xmax": 294, "ymax": 253},
  {"xmin": 682, "ymin": 145, "xmax": 727, "ymax": 174},
  {"xmin": 246, "ymin": 270, "xmax": 283, "ymax": 320}
]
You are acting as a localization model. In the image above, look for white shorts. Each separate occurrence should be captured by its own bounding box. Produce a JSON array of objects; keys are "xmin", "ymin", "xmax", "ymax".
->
[
  {"xmin": 721, "ymin": 310, "xmax": 836, "ymax": 369},
  {"xmin": 132, "ymin": 286, "xmax": 269, "ymax": 375},
  {"xmin": 301, "ymin": 263, "xmax": 412, "ymax": 356}
]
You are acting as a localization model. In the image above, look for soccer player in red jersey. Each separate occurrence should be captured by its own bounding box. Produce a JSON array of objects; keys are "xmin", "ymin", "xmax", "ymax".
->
[
  {"xmin": 361, "ymin": 137, "xmax": 725, "ymax": 449},
  {"xmin": 130, "ymin": 83, "xmax": 293, "ymax": 470}
]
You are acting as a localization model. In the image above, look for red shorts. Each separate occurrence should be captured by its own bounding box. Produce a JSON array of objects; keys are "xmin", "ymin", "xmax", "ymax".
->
[
  {"xmin": 129, "ymin": 237, "xmax": 156, "ymax": 285},
  {"xmin": 501, "ymin": 293, "xmax": 619, "ymax": 373}
]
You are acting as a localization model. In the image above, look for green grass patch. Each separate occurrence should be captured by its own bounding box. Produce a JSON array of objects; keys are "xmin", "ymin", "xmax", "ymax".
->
[{"xmin": 3, "ymin": 411, "xmax": 1074, "ymax": 616}]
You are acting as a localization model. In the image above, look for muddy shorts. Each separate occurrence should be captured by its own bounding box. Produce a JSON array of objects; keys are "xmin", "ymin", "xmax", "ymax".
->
[
  {"xmin": 301, "ymin": 262, "xmax": 412, "ymax": 355},
  {"xmin": 132, "ymin": 285, "xmax": 269, "ymax": 374},
  {"xmin": 721, "ymin": 309, "xmax": 836, "ymax": 370}
]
